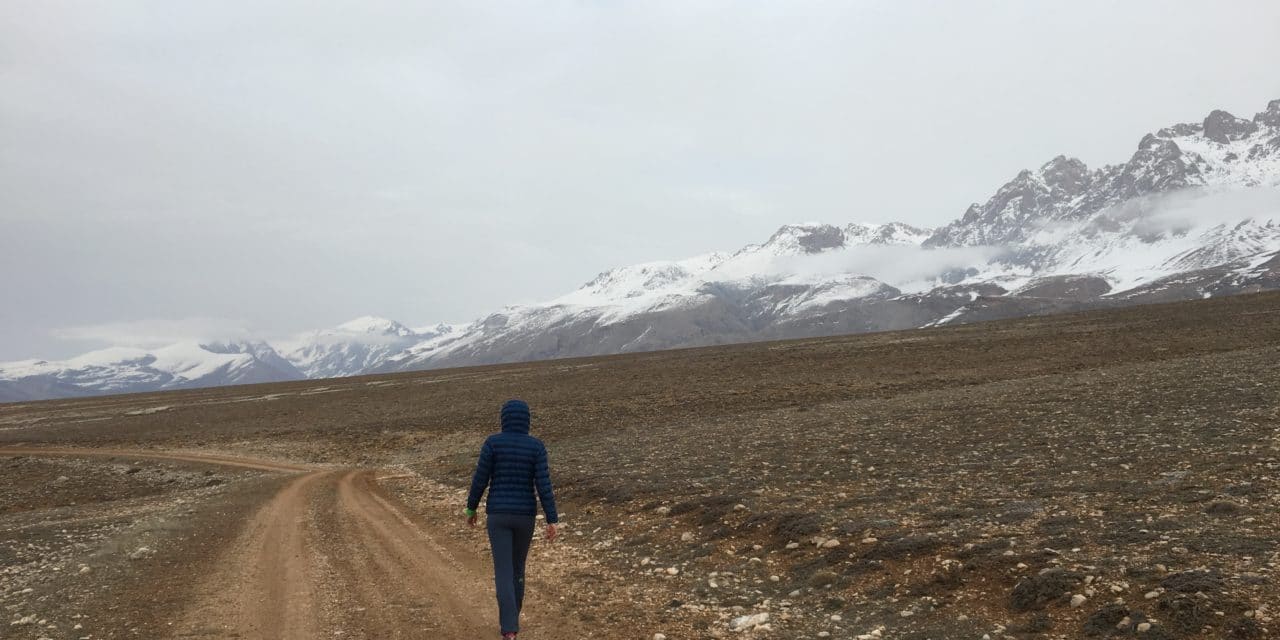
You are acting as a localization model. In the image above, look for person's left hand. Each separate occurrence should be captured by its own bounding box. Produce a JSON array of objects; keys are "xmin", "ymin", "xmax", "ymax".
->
[{"xmin": 467, "ymin": 513, "xmax": 478, "ymax": 527}]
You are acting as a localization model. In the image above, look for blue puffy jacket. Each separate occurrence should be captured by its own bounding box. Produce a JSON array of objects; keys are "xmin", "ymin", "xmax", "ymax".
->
[{"xmin": 466, "ymin": 400, "xmax": 559, "ymax": 523}]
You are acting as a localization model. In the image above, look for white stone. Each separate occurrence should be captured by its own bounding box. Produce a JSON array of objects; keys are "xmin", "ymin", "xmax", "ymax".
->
[
  {"xmin": 1071, "ymin": 594, "xmax": 1087, "ymax": 608},
  {"xmin": 728, "ymin": 612, "xmax": 769, "ymax": 631}
]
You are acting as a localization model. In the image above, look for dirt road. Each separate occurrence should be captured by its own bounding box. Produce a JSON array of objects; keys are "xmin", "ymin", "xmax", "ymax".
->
[{"xmin": 0, "ymin": 447, "xmax": 558, "ymax": 639}]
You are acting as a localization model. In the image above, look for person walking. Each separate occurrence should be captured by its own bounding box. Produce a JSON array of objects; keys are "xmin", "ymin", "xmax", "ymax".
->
[{"xmin": 466, "ymin": 399, "xmax": 559, "ymax": 639}]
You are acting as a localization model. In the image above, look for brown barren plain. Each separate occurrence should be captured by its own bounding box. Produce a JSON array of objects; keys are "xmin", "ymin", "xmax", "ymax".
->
[{"xmin": 2, "ymin": 292, "xmax": 1278, "ymax": 639}]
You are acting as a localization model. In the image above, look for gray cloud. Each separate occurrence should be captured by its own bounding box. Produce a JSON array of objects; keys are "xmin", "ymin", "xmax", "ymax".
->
[
  {"xmin": 773, "ymin": 244, "xmax": 1006, "ymax": 290},
  {"xmin": 1129, "ymin": 188, "xmax": 1280, "ymax": 236},
  {"xmin": 49, "ymin": 317, "xmax": 254, "ymax": 349},
  {"xmin": 3, "ymin": 0, "xmax": 1280, "ymax": 359}
]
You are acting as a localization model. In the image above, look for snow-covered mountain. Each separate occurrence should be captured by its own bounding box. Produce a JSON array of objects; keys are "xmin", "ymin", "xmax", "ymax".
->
[
  {"xmin": 376, "ymin": 222, "xmax": 933, "ymax": 371},
  {"xmin": 275, "ymin": 316, "xmax": 457, "ymax": 379},
  {"xmin": 4, "ymin": 98, "xmax": 1279, "ymax": 402},
  {"xmin": 376, "ymin": 100, "xmax": 1280, "ymax": 370},
  {"xmin": 0, "ymin": 341, "xmax": 305, "ymax": 402},
  {"xmin": 927, "ymin": 103, "xmax": 1280, "ymax": 249}
]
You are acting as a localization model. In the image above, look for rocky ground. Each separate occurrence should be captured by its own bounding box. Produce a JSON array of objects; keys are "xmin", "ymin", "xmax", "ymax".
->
[
  {"xmin": 0, "ymin": 454, "xmax": 283, "ymax": 638},
  {"xmin": 2, "ymin": 291, "xmax": 1278, "ymax": 639}
]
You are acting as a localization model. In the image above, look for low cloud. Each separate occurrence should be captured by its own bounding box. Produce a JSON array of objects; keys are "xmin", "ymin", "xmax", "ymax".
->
[
  {"xmin": 1076, "ymin": 187, "xmax": 1280, "ymax": 239},
  {"xmin": 50, "ymin": 317, "xmax": 253, "ymax": 349},
  {"xmin": 1133, "ymin": 187, "xmax": 1280, "ymax": 235},
  {"xmin": 773, "ymin": 244, "xmax": 1007, "ymax": 289}
]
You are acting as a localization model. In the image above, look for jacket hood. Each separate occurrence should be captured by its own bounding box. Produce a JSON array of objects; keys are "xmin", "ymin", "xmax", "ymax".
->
[{"xmin": 500, "ymin": 399, "xmax": 531, "ymax": 434}]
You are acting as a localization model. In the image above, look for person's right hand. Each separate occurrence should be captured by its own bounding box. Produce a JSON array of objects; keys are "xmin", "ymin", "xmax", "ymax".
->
[{"xmin": 546, "ymin": 523, "xmax": 558, "ymax": 543}]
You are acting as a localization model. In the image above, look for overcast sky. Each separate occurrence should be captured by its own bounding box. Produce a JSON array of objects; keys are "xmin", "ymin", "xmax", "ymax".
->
[{"xmin": 3, "ymin": 1, "xmax": 1279, "ymax": 360}]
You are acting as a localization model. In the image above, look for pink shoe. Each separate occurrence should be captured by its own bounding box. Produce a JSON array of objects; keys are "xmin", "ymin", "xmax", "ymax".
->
[{"xmin": 502, "ymin": 634, "xmax": 517, "ymax": 639}]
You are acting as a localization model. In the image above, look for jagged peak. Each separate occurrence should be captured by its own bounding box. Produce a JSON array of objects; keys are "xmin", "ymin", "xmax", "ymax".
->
[
  {"xmin": 1038, "ymin": 155, "xmax": 1091, "ymax": 195},
  {"xmin": 1156, "ymin": 121, "xmax": 1204, "ymax": 139},
  {"xmin": 1040, "ymin": 155, "xmax": 1086, "ymax": 170},
  {"xmin": 766, "ymin": 222, "xmax": 844, "ymax": 239},
  {"xmin": 760, "ymin": 222, "xmax": 931, "ymax": 254},
  {"xmin": 1255, "ymin": 98, "xmax": 1280, "ymax": 128},
  {"xmin": 1139, "ymin": 133, "xmax": 1164, "ymax": 150},
  {"xmin": 1203, "ymin": 109, "xmax": 1258, "ymax": 143},
  {"xmin": 1151, "ymin": 99, "xmax": 1280, "ymax": 140},
  {"xmin": 763, "ymin": 223, "xmax": 847, "ymax": 254}
]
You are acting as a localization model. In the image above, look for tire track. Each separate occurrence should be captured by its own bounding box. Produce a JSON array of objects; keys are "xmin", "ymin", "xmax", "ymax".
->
[{"xmin": 326, "ymin": 470, "xmax": 494, "ymax": 638}]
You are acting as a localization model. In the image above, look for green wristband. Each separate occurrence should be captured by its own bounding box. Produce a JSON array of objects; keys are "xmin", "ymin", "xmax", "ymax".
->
[{"xmin": 465, "ymin": 508, "xmax": 477, "ymax": 517}]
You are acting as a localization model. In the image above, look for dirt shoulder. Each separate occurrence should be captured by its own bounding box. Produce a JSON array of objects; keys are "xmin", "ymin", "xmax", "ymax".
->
[{"xmin": 0, "ymin": 452, "xmax": 286, "ymax": 639}]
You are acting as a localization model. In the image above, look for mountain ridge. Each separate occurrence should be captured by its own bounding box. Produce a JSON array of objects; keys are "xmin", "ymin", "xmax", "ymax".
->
[{"xmin": 4, "ymin": 97, "xmax": 1279, "ymax": 401}]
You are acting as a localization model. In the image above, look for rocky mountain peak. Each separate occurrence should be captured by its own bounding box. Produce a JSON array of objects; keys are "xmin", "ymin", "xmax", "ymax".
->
[
  {"xmin": 923, "ymin": 97, "xmax": 1280, "ymax": 249},
  {"xmin": 763, "ymin": 224, "xmax": 847, "ymax": 254},
  {"xmin": 1138, "ymin": 133, "xmax": 1164, "ymax": 150},
  {"xmin": 1118, "ymin": 135, "xmax": 1197, "ymax": 199},
  {"xmin": 1255, "ymin": 99, "xmax": 1280, "ymax": 128},
  {"xmin": 1040, "ymin": 156, "xmax": 1092, "ymax": 197},
  {"xmin": 1204, "ymin": 109, "xmax": 1259, "ymax": 143},
  {"xmin": 1156, "ymin": 122, "xmax": 1204, "ymax": 138},
  {"xmin": 760, "ymin": 222, "xmax": 932, "ymax": 255}
]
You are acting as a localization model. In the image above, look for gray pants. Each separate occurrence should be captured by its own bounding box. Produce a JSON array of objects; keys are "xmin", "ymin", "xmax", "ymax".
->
[{"xmin": 486, "ymin": 513, "xmax": 536, "ymax": 634}]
